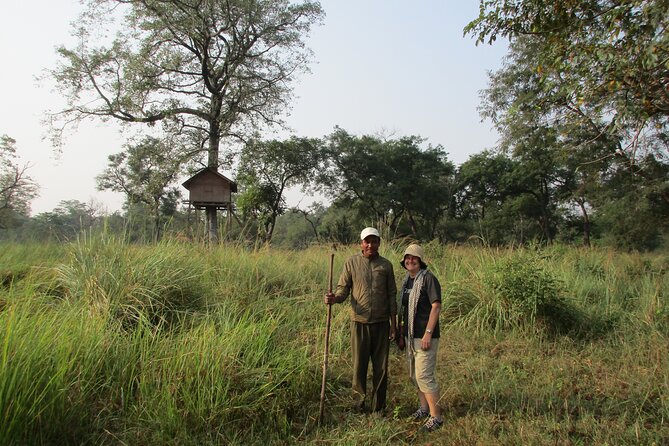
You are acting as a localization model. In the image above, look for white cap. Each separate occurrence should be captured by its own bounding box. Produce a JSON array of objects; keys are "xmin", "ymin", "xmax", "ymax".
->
[{"xmin": 360, "ymin": 227, "xmax": 380, "ymax": 240}]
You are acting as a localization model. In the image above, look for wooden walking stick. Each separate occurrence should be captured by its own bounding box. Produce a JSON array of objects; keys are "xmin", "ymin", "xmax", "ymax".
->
[{"xmin": 319, "ymin": 252, "xmax": 335, "ymax": 425}]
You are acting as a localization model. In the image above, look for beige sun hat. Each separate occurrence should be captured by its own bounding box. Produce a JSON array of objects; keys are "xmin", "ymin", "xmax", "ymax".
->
[{"xmin": 400, "ymin": 244, "xmax": 428, "ymax": 269}]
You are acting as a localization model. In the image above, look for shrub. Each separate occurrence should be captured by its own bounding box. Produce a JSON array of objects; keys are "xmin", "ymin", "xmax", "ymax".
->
[
  {"xmin": 487, "ymin": 255, "xmax": 561, "ymax": 321},
  {"xmin": 456, "ymin": 250, "xmax": 582, "ymax": 333}
]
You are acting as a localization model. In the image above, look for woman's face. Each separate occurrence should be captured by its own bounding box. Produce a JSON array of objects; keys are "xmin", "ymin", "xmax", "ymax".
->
[{"xmin": 404, "ymin": 255, "xmax": 422, "ymax": 275}]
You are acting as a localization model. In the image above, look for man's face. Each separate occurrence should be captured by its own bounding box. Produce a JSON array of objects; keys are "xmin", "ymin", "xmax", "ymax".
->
[{"xmin": 361, "ymin": 235, "xmax": 380, "ymax": 257}]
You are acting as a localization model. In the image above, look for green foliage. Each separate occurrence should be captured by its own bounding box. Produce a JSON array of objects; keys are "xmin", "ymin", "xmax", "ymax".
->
[
  {"xmin": 22, "ymin": 200, "xmax": 103, "ymax": 242},
  {"xmin": 467, "ymin": 2, "xmax": 669, "ymax": 250},
  {"xmin": 317, "ymin": 205, "xmax": 358, "ymax": 245},
  {"xmin": 0, "ymin": 135, "xmax": 39, "ymax": 229},
  {"xmin": 595, "ymin": 195, "xmax": 663, "ymax": 252},
  {"xmin": 457, "ymin": 150, "xmax": 516, "ymax": 214},
  {"xmin": 585, "ymin": 154, "xmax": 669, "ymax": 251},
  {"xmin": 456, "ymin": 150, "xmax": 557, "ymax": 245},
  {"xmin": 236, "ymin": 137, "xmax": 326, "ymax": 244},
  {"xmin": 452, "ymin": 249, "xmax": 586, "ymax": 335},
  {"xmin": 50, "ymin": 235, "xmax": 207, "ymax": 327},
  {"xmin": 0, "ymin": 305, "xmax": 112, "ymax": 444},
  {"xmin": 323, "ymin": 129, "xmax": 456, "ymax": 239},
  {"xmin": 97, "ymin": 136, "xmax": 184, "ymax": 241},
  {"xmin": 271, "ymin": 209, "xmax": 319, "ymax": 249},
  {"xmin": 50, "ymin": 0, "xmax": 324, "ymax": 151},
  {"xmin": 48, "ymin": 0, "xmax": 324, "ymax": 242},
  {"xmin": 466, "ymin": 0, "xmax": 669, "ymax": 135},
  {"xmin": 487, "ymin": 255, "xmax": 562, "ymax": 321}
]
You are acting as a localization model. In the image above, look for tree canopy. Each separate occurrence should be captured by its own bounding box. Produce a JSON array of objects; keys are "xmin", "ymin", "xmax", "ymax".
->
[
  {"xmin": 5, "ymin": 0, "xmax": 663, "ymax": 249},
  {"xmin": 97, "ymin": 136, "xmax": 184, "ymax": 241},
  {"xmin": 465, "ymin": 0, "xmax": 669, "ymax": 247},
  {"xmin": 466, "ymin": 0, "xmax": 669, "ymax": 162},
  {"xmin": 323, "ymin": 129, "xmax": 456, "ymax": 239},
  {"xmin": 235, "ymin": 136, "xmax": 325, "ymax": 243}
]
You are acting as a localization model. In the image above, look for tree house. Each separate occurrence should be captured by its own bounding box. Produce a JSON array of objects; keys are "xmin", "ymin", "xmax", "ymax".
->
[
  {"xmin": 182, "ymin": 168, "xmax": 239, "ymax": 238},
  {"xmin": 182, "ymin": 167, "xmax": 237, "ymax": 210}
]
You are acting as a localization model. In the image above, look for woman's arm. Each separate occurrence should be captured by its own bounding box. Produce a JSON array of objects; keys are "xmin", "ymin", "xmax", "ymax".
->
[{"xmin": 421, "ymin": 301, "xmax": 441, "ymax": 350}]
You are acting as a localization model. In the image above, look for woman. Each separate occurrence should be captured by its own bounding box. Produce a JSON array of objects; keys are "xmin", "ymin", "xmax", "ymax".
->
[{"xmin": 397, "ymin": 244, "xmax": 443, "ymax": 432}]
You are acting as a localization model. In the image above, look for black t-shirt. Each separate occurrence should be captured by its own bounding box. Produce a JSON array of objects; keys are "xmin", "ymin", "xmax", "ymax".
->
[{"xmin": 401, "ymin": 270, "xmax": 441, "ymax": 338}]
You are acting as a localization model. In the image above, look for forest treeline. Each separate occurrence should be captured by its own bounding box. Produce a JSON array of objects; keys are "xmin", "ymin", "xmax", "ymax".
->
[{"xmin": 2, "ymin": 125, "xmax": 667, "ymax": 251}]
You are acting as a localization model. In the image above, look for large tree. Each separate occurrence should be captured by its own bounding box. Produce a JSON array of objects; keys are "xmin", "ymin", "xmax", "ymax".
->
[
  {"xmin": 477, "ymin": 31, "xmax": 663, "ymax": 245},
  {"xmin": 456, "ymin": 151, "xmax": 517, "ymax": 243},
  {"xmin": 0, "ymin": 135, "xmax": 39, "ymax": 229},
  {"xmin": 48, "ymin": 0, "xmax": 324, "ymax": 242},
  {"xmin": 457, "ymin": 151, "xmax": 515, "ymax": 220},
  {"xmin": 465, "ymin": 0, "xmax": 669, "ymax": 168}
]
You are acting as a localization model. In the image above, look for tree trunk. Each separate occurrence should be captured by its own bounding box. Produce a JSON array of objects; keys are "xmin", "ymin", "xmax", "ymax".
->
[
  {"xmin": 577, "ymin": 198, "xmax": 591, "ymax": 247},
  {"xmin": 266, "ymin": 215, "xmax": 276, "ymax": 244},
  {"xmin": 267, "ymin": 183, "xmax": 288, "ymax": 244},
  {"xmin": 540, "ymin": 180, "xmax": 553, "ymax": 244},
  {"xmin": 206, "ymin": 206, "xmax": 218, "ymax": 243},
  {"xmin": 407, "ymin": 211, "xmax": 418, "ymax": 237},
  {"xmin": 388, "ymin": 211, "xmax": 402, "ymax": 236},
  {"xmin": 206, "ymin": 98, "xmax": 222, "ymax": 243},
  {"xmin": 153, "ymin": 197, "xmax": 161, "ymax": 243}
]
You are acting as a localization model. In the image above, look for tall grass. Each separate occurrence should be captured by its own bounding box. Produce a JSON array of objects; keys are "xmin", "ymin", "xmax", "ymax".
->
[
  {"xmin": 0, "ymin": 238, "xmax": 667, "ymax": 444},
  {"xmin": 0, "ymin": 303, "xmax": 110, "ymax": 444},
  {"xmin": 51, "ymin": 235, "xmax": 208, "ymax": 327}
]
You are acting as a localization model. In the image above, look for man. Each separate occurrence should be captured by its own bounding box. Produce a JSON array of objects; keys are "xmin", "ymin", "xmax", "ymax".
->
[{"xmin": 324, "ymin": 227, "xmax": 398, "ymax": 413}]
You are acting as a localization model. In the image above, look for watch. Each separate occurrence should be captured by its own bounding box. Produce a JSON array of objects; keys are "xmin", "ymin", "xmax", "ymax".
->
[{"xmin": 426, "ymin": 328, "xmax": 433, "ymax": 334}]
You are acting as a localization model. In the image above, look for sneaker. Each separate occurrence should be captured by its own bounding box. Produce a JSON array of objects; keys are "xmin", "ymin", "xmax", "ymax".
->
[
  {"xmin": 422, "ymin": 416, "xmax": 443, "ymax": 432},
  {"xmin": 409, "ymin": 407, "xmax": 430, "ymax": 421}
]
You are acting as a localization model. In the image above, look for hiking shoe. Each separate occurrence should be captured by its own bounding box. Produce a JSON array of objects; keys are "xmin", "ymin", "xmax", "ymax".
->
[
  {"xmin": 422, "ymin": 416, "xmax": 443, "ymax": 432},
  {"xmin": 409, "ymin": 407, "xmax": 430, "ymax": 421}
]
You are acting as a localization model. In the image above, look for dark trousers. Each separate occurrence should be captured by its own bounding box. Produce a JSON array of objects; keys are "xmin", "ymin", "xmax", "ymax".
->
[{"xmin": 351, "ymin": 321, "xmax": 390, "ymax": 412}]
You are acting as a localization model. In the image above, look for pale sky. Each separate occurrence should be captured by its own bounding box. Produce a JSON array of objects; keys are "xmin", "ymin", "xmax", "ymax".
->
[{"xmin": 0, "ymin": 0, "xmax": 508, "ymax": 215}]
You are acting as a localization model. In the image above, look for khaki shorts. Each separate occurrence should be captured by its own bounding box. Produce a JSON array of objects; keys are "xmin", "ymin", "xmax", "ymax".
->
[{"xmin": 407, "ymin": 337, "xmax": 440, "ymax": 394}]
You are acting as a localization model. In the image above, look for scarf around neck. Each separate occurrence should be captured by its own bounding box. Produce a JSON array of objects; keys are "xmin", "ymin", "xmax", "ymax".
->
[{"xmin": 401, "ymin": 268, "xmax": 427, "ymax": 354}]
